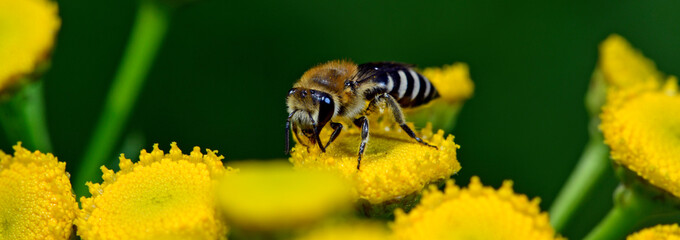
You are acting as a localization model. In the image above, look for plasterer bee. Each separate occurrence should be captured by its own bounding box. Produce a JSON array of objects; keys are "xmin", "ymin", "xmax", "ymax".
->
[{"xmin": 285, "ymin": 60, "xmax": 439, "ymax": 169}]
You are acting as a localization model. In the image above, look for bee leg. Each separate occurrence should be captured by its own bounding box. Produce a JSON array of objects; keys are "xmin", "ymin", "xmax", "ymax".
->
[
  {"xmin": 378, "ymin": 93, "xmax": 438, "ymax": 149},
  {"xmin": 355, "ymin": 116, "xmax": 369, "ymax": 170},
  {"xmin": 324, "ymin": 122, "xmax": 343, "ymax": 149}
]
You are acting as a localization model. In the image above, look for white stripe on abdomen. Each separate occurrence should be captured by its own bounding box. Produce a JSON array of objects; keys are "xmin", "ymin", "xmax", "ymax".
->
[
  {"xmin": 397, "ymin": 70, "xmax": 408, "ymax": 99},
  {"xmin": 409, "ymin": 70, "xmax": 420, "ymax": 100}
]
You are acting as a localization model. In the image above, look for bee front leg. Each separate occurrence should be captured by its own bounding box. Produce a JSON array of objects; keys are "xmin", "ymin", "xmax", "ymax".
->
[
  {"xmin": 355, "ymin": 116, "xmax": 369, "ymax": 170},
  {"xmin": 324, "ymin": 122, "xmax": 343, "ymax": 149}
]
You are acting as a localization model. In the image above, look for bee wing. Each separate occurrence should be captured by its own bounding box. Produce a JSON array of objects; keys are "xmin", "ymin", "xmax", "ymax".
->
[{"xmin": 354, "ymin": 62, "xmax": 416, "ymax": 83}]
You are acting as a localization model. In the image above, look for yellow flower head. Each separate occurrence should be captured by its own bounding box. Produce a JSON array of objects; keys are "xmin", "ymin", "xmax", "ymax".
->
[
  {"xmin": 0, "ymin": 143, "xmax": 77, "ymax": 240},
  {"xmin": 295, "ymin": 221, "xmax": 391, "ymax": 240},
  {"xmin": 407, "ymin": 62, "xmax": 474, "ymax": 131},
  {"xmin": 0, "ymin": 0, "xmax": 60, "ymax": 93},
  {"xmin": 600, "ymin": 78, "xmax": 680, "ymax": 198},
  {"xmin": 216, "ymin": 162, "xmax": 352, "ymax": 232},
  {"xmin": 421, "ymin": 63, "xmax": 474, "ymax": 103},
  {"xmin": 627, "ymin": 224, "xmax": 680, "ymax": 240},
  {"xmin": 599, "ymin": 34, "xmax": 662, "ymax": 90},
  {"xmin": 392, "ymin": 177, "xmax": 563, "ymax": 240},
  {"xmin": 76, "ymin": 143, "xmax": 234, "ymax": 240},
  {"xmin": 290, "ymin": 120, "xmax": 460, "ymax": 216}
]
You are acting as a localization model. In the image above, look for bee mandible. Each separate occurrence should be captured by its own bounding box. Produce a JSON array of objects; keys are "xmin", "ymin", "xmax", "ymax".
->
[{"xmin": 285, "ymin": 60, "xmax": 439, "ymax": 169}]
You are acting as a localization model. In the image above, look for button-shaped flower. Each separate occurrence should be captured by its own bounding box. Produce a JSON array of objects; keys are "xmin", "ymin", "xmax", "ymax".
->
[
  {"xmin": 601, "ymin": 78, "xmax": 680, "ymax": 198},
  {"xmin": 407, "ymin": 62, "xmax": 474, "ymax": 131},
  {"xmin": 392, "ymin": 177, "xmax": 563, "ymax": 240},
  {"xmin": 216, "ymin": 162, "xmax": 352, "ymax": 234},
  {"xmin": 290, "ymin": 120, "xmax": 460, "ymax": 217},
  {"xmin": 0, "ymin": 143, "xmax": 77, "ymax": 240},
  {"xmin": 76, "ymin": 143, "xmax": 234, "ymax": 240},
  {"xmin": 0, "ymin": 0, "xmax": 60, "ymax": 93},
  {"xmin": 627, "ymin": 224, "xmax": 680, "ymax": 240}
]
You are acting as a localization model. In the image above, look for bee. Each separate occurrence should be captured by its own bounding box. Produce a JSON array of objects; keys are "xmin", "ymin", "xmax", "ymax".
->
[{"xmin": 285, "ymin": 60, "xmax": 439, "ymax": 169}]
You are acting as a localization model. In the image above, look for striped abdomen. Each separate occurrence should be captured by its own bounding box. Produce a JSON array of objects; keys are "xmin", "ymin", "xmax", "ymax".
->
[{"xmin": 370, "ymin": 66, "xmax": 439, "ymax": 108}]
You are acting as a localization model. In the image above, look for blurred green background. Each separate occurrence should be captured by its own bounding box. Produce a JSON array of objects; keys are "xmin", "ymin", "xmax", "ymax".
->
[{"xmin": 3, "ymin": 0, "xmax": 680, "ymax": 238}]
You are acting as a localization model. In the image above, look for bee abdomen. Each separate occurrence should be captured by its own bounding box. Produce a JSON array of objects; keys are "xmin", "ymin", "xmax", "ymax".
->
[{"xmin": 373, "ymin": 69, "xmax": 438, "ymax": 108}]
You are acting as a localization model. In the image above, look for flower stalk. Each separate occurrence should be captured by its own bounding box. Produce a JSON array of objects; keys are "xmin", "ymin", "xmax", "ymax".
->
[
  {"xmin": 0, "ymin": 81, "xmax": 53, "ymax": 152},
  {"xmin": 74, "ymin": 0, "xmax": 171, "ymax": 196},
  {"xmin": 584, "ymin": 184, "xmax": 670, "ymax": 240},
  {"xmin": 549, "ymin": 118, "xmax": 610, "ymax": 231}
]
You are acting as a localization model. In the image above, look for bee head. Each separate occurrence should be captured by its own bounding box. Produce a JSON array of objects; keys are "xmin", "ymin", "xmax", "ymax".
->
[{"xmin": 285, "ymin": 88, "xmax": 336, "ymax": 153}]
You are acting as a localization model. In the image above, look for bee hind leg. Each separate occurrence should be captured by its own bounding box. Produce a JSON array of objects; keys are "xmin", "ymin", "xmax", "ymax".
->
[{"xmin": 375, "ymin": 93, "xmax": 438, "ymax": 150}]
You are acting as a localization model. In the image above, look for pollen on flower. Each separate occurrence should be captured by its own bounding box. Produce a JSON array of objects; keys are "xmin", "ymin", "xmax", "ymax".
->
[
  {"xmin": 0, "ymin": 0, "xmax": 60, "ymax": 93},
  {"xmin": 627, "ymin": 224, "xmax": 680, "ymax": 240},
  {"xmin": 215, "ymin": 162, "xmax": 352, "ymax": 232},
  {"xmin": 0, "ymin": 143, "xmax": 77, "ymax": 240},
  {"xmin": 598, "ymin": 34, "xmax": 662, "ymax": 90},
  {"xmin": 289, "ymin": 119, "xmax": 460, "ymax": 216},
  {"xmin": 75, "ymin": 142, "xmax": 235, "ymax": 240},
  {"xmin": 421, "ymin": 62, "xmax": 474, "ymax": 103},
  {"xmin": 391, "ymin": 177, "xmax": 563, "ymax": 240},
  {"xmin": 600, "ymin": 78, "xmax": 680, "ymax": 198}
]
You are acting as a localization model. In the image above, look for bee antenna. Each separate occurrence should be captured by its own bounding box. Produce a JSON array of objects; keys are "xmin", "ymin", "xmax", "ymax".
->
[{"xmin": 285, "ymin": 110, "xmax": 298, "ymax": 155}]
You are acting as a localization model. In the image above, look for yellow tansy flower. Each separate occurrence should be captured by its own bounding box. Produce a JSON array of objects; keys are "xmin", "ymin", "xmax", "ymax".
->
[
  {"xmin": 295, "ymin": 221, "xmax": 391, "ymax": 240},
  {"xmin": 407, "ymin": 63, "xmax": 474, "ymax": 131},
  {"xmin": 0, "ymin": 0, "xmax": 60, "ymax": 93},
  {"xmin": 600, "ymin": 78, "xmax": 680, "ymax": 198},
  {"xmin": 392, "ymin": 177, "xmax": 563, "ymax": 240},
  {"xmin": 216, "ymin": 161, "xmax": 352, "ymax": 233},
  {"xmin": 627, "ymin": 224, "xmax": 680, "ymax": 240},
  {"xmin": 599, "ymin": 34, "xmax": 662, "ymax": 90},
  {"xmin": 421, "ymin": 62, "xmax": 474, "ymax": 103},
  {"xmin": 290, "ymin": 119, "xmax": 460, "ymax": 217},
  {"xmin": 0, "ymin": 143, "xmax": 77, "ymax": 240},
  {"xmin": 76, "ymin": 143, "xmax": 234, "ymax": 240}
]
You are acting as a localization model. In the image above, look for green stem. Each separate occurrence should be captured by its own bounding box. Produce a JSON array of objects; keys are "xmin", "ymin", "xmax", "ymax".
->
[
  {"xmin": 584, "ymin": 185, "xmax": 664, "ymax": 240},
  {"xmin": 74, "ymin": 0, "xmax": 171, "ymax": 197},
  {"xmin": 549, "ymin": 132, "xmax": 609, "ymax": 231},
  {"xmin": 0, "ymin": 81, "xmax": 53, "ymax": 152}
]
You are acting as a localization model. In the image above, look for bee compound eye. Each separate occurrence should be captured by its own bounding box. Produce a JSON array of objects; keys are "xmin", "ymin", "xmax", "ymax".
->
[{"xmin": 288, "ymin": 88, "xmax": 296, "ymax": 95}]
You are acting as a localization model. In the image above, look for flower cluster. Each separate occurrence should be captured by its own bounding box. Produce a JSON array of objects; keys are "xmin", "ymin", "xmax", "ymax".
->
[{"xmin": 3, "ymin": 0, "xmax": 679, "ymax": 238}]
